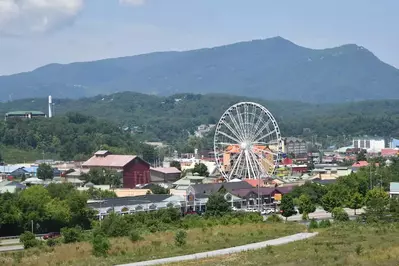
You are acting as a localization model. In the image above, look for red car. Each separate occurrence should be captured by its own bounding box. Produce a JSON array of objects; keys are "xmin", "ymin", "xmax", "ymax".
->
[
  {"xmin": 43, "ymin": 232, "xmax": 61, "ymax": 240},
  {"xmin": 184, "ymin": 211, "xmax": 198, "ymax": 216}
]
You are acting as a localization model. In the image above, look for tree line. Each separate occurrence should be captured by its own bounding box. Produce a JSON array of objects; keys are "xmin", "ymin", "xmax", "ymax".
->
[
  {"xmin": 0, "ymin": 112, "xmax": 160, "ymax": 162},
  {"xmin": 2, "ymin": 92, "xmax": 399, "ymax": 152}
]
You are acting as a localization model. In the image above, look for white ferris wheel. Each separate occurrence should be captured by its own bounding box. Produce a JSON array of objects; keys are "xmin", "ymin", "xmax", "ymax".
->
[{"xmin": 214, "ymin": 102, "xmax": 282, "ymax": 181}]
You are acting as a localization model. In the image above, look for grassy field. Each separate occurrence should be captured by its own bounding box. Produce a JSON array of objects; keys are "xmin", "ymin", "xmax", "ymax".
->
[
  {"xmin": 0, "ymin": 145, "xmax": 59, "ymax": 164},
  {"xmin": 0, "ymin": 222, "xmax": 303, "ymax": 266},
  {"xmin": 170, "ymin": 222, "xmax": 399, "ymax": 266}
]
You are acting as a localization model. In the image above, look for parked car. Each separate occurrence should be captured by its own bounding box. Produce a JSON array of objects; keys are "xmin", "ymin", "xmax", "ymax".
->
[
  {"xmin": 184, "ymin": 210, "xmax": 198, "ymax": 216},
  {"xmin": 43, "ymin": 232, "xmax": 61, "ymax": 240},
  {"xmin": 261, "ymin": 208, "xmax": 275, "ymax": 215}
]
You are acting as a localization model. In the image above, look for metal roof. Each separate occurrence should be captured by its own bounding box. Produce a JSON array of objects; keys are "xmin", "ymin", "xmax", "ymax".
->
[
  {"xmin": 0, "ymin": 166, "xmax": 26, "ymax": 173},
  {"xmin": 5, "ymin": 111, "xmax": 45, "ymax": 116},
  {"xmin": 151, "ymin": 167, "xmax": 181, "ymax": 174},
  {"xmin": 82, "ymin": 154, "xmax": 139, "ymax": 168},
  {"xmin": 87, "ymin": 194, "xmax": 172, "ymax": 209},
  {"xmin": 390, "ymin": 182, "xmax": 399, "ymax": 193}
]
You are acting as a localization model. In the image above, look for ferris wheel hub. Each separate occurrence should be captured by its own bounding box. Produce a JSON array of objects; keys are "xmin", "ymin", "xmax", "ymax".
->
[{"xmin": 240, "ymin": 141, "xmax": 250, "ymax": 150}]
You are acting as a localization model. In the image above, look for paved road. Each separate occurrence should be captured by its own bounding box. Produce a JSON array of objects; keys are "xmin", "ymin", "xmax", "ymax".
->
[
  {"xmin": 116, "ymin": 232, "xmax": 318, "ymax": 266},
  {"xmin": 0, "ymin": 239, "xmax": 20, "ymax": 246},
  {"xmin": 0, "ymin": 245, "xmax": 23, "ymax": 252}
]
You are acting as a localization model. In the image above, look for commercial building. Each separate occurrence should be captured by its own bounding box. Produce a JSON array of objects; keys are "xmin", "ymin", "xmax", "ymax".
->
[
  {"xmin": 82, "ymin": 150, "xmax": 150, "ymax": 189},
  {"xmin": 284, "ymin": 137, "xmax": 307, "ymax": 157},
  {"xmin": 353, "ymin": 138, "xmax": 385, "ymax": 153},
  {"xmin": 150, "ymin": 167, "xmax": 181, "ymax": 183}
]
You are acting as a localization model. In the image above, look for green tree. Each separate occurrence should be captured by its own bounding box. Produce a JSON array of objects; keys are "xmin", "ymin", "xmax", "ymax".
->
[
  {"xmin": 280, "ymin": 195, "xmax": 296, "ymax": 221},
  {"xmin": 348, "ymin": 192, "xmax": 364, "ymax": 215},
  {"xmin": 298, "ymin": 194, "xmax": 316, "ymax": 220},
  {"xmin": 18, "ymin": 186, "xmax": 51, "ymax": 230},
  {"xmin": 364, "ymin": 188, "xmax": 390, "ymax": 223},
  {"xmin": 321, "ymin": 191, "xmax": 343, "ymax": 213},
  {"xmin": 46, "ymin": 183, "xmax": 76, "ymax": 200},
  {"xmin": 20, "ymin": 231, "xmax": 41, "ymax": 249},
  {"xmin": 356, "ymin": 150, "xmax": 367, "ymax": 162},
  {"xmin": 37, "ymin": 163, "xmax": 54, "ymax": 180},
  {"xmin": 61, "ymin": 226, "xmax": 83, "ymax": 243},
  {"xmin": 193, "ymin": 163, "xmax": 209, "ymax": 177},
  {"xmin": 85, "ymin": 187, "xmax": 117, "ymax": 199},
  {"xmin": 150, "ymin": 185, "xmax": 170, "ymax": 195},
  {"xmin": 332, "ymin": 207, "xmax": 349, "ymax": 221},
  {"xmin": 45, "ymin": 198, "xmax": 71, "ymax": 229},
  {"xmin": 170, "ymin": 161, "xmax": 182, "ymax": 171},
  {"xmin": 205, "ymin": 193, "xmax": 231, "ymax": 216}
]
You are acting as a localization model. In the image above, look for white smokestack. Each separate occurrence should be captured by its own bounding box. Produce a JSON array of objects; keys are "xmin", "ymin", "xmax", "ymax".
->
[{"xmin": 48, "ymin": 95, "xmax": 52, "ymax": 118}]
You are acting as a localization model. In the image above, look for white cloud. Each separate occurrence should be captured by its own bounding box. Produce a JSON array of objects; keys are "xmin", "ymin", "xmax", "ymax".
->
[
  {"xmin": 119, "ymin": 0, "xmax": 146, "ymax": 6},
  {"xmin": 0, "ymin": 0, "xmax": 84, "ymax": 35},
  {"xmin": 0, "ymin": 0, "xmax": 147, "ymax": 36}
]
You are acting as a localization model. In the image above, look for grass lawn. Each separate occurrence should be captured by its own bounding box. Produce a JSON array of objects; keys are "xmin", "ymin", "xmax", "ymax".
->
[
  {"xmin": 0, "ymin": 223, "xmax": 303, "ymax": 266},
  {"xmin": 170, "ymin": 222, "xmax": 399, "ymax": 266}
]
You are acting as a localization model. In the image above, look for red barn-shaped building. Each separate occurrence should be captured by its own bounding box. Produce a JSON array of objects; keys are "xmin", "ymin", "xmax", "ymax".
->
[{"xmin": 82, "ymin": 150, "xmax": 150, "ymax": 188}]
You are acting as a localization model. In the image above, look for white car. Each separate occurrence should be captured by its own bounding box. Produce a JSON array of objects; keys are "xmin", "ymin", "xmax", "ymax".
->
[{"xmin": 261, "ymin": 209, "xmax": 274, "ymax": 215}]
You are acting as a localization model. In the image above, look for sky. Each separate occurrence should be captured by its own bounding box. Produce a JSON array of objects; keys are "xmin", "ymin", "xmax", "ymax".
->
[{"xmin": 0, "ymin": 0, "xmax": 399, "ymax": 75}]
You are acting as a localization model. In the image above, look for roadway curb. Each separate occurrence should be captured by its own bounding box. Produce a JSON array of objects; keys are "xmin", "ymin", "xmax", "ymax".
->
[{"xmin": 116, "ymin": 232, "xmax": 318, "ymax": 266}]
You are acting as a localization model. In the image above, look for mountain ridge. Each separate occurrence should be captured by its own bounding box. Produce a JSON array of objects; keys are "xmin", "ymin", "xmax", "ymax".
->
[{"xmin": 1, "ymin": 36, "xmax": 398, "ymax": 102}]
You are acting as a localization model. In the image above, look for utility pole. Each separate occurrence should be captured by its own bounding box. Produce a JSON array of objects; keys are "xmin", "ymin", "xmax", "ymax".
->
[
  {"xmin": 369, "ymin": 164, "xmax": 373, "ymax": 190},
  {"xmin": 258, "ymin": 176, "xmax": 261, "ymax": 212},
  {"xmin": 31, "ymin": 220, "xmax": 34, "ymax": 233}
]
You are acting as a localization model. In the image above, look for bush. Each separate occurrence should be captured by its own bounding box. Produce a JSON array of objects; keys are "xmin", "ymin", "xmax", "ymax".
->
[
  {"xmin": 309, "ymin": 219, "xmax": 319, "ymax": 229},
  {"xmin": 20, "ymin": 231, "xmax": 41, "ymax": 249},
  {"xmin": 266, "ymin": 214, "xmax": 283, "ymax": 223},
  {"xmin": 46, "ymin": 238, "xmax": 61, "ymax": 247},
  {"xmin": 175, "ymin": 230, "xmax": 187, "ymax": 247},
  {"xmin": 99, "ymin": 212, "xmax": 131, "ymax": 237},
  {"xmin": 91, "ymin": 233, "xmax": 110, "ymax": 257},
  {"xmin": 129, "ymin": 230, "xmax": 142, "ymax": 242},
  {"xmin": 319, "ymin": 219, "xmax": 332, "ymax": 228},
  {"xmin": 332, "ymin": 207, "xmax": 349, "ymax": 222},
  {"xmin": 61, "ymin": 226, "xmax": 83, "ymax": 244}
]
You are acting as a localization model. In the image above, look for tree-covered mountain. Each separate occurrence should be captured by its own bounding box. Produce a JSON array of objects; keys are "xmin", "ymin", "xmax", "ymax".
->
[
  {"xmin": 1, "ymin": 92, "xmax": 399, "ymax": 145},
  {"xmin": 1, "ymin": 37, "xmax": 398, "ymax": 103}
]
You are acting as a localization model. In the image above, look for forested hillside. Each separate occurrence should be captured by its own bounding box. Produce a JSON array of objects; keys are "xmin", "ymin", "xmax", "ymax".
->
[
  {"xmin": 1, "ymin": 37, "xmax": 399, "ymax": 102},
  {"xmin": 1, "ymin": 92, "xmax": 399, "ymax": 144},
  {"xmin": 0, "ymin": 112, "xmax": 156, "ymax": 162}
]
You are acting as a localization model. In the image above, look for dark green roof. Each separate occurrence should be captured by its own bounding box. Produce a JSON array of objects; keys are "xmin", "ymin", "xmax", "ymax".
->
[{"xmin": 5, "ymin": 111, "xmax": 46, "ymax": 116}]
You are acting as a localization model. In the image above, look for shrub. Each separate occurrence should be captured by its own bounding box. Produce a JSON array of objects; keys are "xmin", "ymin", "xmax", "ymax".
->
[
  {"xmin": 91, "ymin": 233, "xmax": 110, "ymax": 257},
  {"xmin": 266, "ymin": 214, "xmax": 283, "ymax": 223},
  {"xmin": 175, "ymin": 230, "xmax": 187, "ymax": 247},
  {"xmin": 99, "ymin": 212, "xmax": 131, "ymax": 237},
  {"xmin": 61, "ymin": 226, "xmax": 83, "ymax": 244},
  {"xmin": 129, "ymin": 230, "xmax": 142, "ymax": 242},
  {"xmin": 355, "ymin": 244, "xmax": 363, "ymax": 255},
  {"xmin": 309, "ymin": 219, "xmax": 319, "ymax": 229},
  {"xmin": 20, "ymin": 231, "xmax": 41, "ymax": 249},
  {"xmin": 46, "ymin": 238, "xmax": 60, "ymax": 247},
  {"xmin": 265, "ymin": 245, "xmax": 274, "ymax": 254},
  {"xmin": 332, "ymin": 207, "xmax": 349, "ymax": 222},
  {"xmin": 319, "ymin": 219, "xmax": 332, "ymax": 228}
]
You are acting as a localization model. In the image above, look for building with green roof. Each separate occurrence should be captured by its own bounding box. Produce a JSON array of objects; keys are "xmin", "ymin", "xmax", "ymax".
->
[{"xmin": 5, "ymin": 111, "xmax": 46, "ymax": 120}]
